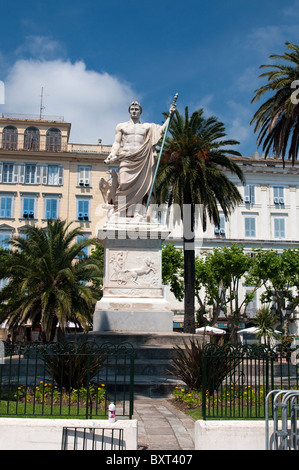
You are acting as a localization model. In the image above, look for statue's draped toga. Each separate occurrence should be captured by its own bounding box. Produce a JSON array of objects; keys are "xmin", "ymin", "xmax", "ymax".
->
[{"xmin": 115, "ymin": 123, "xmax": 163, "ymax": 213}]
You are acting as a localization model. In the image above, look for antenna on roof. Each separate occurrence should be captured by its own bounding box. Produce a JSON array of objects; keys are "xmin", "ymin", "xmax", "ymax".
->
[{"xmin": 39, "ymin": 87, "xmax": 49, "ymax": 119}]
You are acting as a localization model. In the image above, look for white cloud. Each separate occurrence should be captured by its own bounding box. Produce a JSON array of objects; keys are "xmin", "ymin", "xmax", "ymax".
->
[
  {"xmin": 15, "ymin": 35, "xmax": 65, "ymax": 61},
  {"xmin": 245, "ymin": 25, "xmax": 299, "ymax": 61},
  {"xmin": 193, "ymin": 94, "xmax": 216, "ymax": 118},
  {"xmin": 2, "ymin": 58, "xmax": 137, "ymax": 144}
]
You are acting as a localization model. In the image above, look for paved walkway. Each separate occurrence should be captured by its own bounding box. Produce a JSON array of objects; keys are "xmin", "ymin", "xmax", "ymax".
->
[{"xmin": 132, "ymin": 397, "xmax": 195, "ymax": 451}]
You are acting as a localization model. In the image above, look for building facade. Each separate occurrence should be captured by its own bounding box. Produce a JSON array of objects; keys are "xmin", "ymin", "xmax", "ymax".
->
[
  {"xmin": 0, "ymin": 114, "xmax": 110, "ymax": 255},
  {"xmin": 0, "ymin": 114, "xmax": 299, "ymax": 337}
]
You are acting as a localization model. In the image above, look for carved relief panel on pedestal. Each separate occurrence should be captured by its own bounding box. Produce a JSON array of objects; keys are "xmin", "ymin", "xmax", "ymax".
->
[{"xmin": 107, "ymin": 250, "xmax": 161, "ymax": 288}]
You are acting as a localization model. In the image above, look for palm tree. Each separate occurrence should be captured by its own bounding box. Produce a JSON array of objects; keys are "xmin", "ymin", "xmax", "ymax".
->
[
  {"xmin": 156, "ymin": 107, "xmax": 245, "ymax": 333},
  {"xmin": 0, "ymin": 219, "xmax": 103, "ymax": 342},
  {"xmin": 251, "ymin": 42, "xmax": 299, "ymax": 164},
  {"xmin": 253, "ymin": 305, "xmax": 279, "ymax": 346}
]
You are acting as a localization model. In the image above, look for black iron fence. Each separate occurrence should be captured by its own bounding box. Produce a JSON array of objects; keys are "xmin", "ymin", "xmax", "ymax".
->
[
  {"xmin": 202, "ymin": 343, "xmax": 299, "ymax": 420},
  {"xmin": 0, "ymin": 339, "xmax": 135, "ymax": 419}
]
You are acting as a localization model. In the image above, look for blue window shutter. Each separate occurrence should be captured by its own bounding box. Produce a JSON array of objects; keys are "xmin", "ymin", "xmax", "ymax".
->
[
  {"xmin": 46, "ymin": 199, "xmax": 57, "ymax": 219},
  {"xmin": 78, "ymin": 200, "xmax": 89, "ymax": 220},
  {"xmin": 0, "ymin": 197, "xmax": 12, "ymax": 218}
]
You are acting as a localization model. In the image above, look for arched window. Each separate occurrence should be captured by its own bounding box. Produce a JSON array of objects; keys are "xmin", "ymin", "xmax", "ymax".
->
[
  {"xmin": 2, "ymin": 126, "xmax": 18, "ymax": 150},
  {"xmin": 46, "ymin": 128, "xmax": 61, "ymax": 151},
  {"xmin": 24, "ymin": 127, "xmax": 40, "ymax": 151}
]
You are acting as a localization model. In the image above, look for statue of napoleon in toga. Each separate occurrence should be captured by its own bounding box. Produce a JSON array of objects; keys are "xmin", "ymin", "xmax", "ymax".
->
[{"xmin": 104, "ymin": 99, "xmax": 176, "ymax": 217}]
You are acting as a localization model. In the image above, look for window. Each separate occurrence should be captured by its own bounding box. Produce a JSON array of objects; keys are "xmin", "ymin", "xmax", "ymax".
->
[
  {"xmin": 245, "ymin": 288, "xmax": 257, "ymax": 318},
  {"xmin": 24, "ymin": 127, "xmax": 40, "ymax": 150},
  {"xmin": 25, "ymin": 164, "xmax": 37, "ymax": 184},
  {"xmin": 46, "ymin": 128, "xmax": 61, "ymax": 151},
  {"xmin": 245, "ymin": 217, "xmax": 256, "ymax": 237},
  {"xmin": 78, "ymin": 166, "xmax": 91, "ymax": 187},
  {"xmin": 274, "ymin": 217, "xmax": 286, "ymax": 238},
  {"xmin": 22, "ymin": 197, "xmax": 35, "ymax": 219},
  {"xmin": 1, "ymin": 163, "xmax": 19, "ymax": 183},
  {"xmin": 2, "ymin": 126, "xmax": 18, "ymax": 150},
  {"xmin": 2, "ymin": 163, "xmax": 14, "ymax": 183},
  {"xmin": 0, "ymin": 232, "xmax": 11, "ymax": 250},
  {"xmin": 214, "ymin": 215, "xmax": 225, "ymax": 236},
  {"xmin": 24, "ymin": 127, "xmax": 39, "ymax": 151},
  {"xmin": 273, "ymin": 186, "xmax": 284, "ymax": 205},
  {"xmin": 77, "ymin": 199, "xmax": 89, "ymax": 221},
  {"xmin": 47, "ymin": 165, "xmax": 59, "ymax": 185},
  {"xmin": 0, "ymin": 196, "xmax": 12, "ymax": 218},
  {"xmin": 45, "ymin": 198, "xmax": 58, "ymax": 220},
  {"xmin": 40, "ymin": 165, "xmax": 63, "ymax": 185},
  {"xmin": 244, "ymin": 184, "xmax": 255, "ymax": 204}
]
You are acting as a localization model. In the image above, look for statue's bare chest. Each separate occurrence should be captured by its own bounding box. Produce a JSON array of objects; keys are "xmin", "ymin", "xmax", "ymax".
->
[{"xmin": 122, "ymin": 122, "xmax": 149, "ymax": 139}]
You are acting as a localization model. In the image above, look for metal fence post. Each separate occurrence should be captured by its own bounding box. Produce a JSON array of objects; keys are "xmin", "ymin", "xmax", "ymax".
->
[{"xmin": 202, "ymin": 352, "xmax": 207, "ymax": 420}]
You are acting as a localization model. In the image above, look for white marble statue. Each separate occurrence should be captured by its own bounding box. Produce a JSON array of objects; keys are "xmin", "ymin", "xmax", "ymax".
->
[
  {"xmin": 99, "ymin": 169, "xmax": 118, "ymax": 206},
  {"xmin": 104, "ymin": 100, "xmax": 176, "ymax": 216}
]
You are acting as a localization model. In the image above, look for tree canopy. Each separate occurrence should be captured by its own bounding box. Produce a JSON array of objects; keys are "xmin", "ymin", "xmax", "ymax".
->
[
  {"xmin": 251, "ymin": 42, "xmax": 299, "ymax": 164},
  {"xmin": 0, "ymin": 219, "xmax": 103, "ymax": 342}
]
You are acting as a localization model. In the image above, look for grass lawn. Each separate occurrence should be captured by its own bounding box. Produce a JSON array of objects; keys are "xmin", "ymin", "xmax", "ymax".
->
[{"xmin": 0, "ymin": 400, "xmax": 108, "ymax": 419}]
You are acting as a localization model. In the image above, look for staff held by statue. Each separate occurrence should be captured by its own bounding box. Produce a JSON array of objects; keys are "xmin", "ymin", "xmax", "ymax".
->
[{"xmin": 146, "ymin": 93, "xmax": 178, "ymax": 212}]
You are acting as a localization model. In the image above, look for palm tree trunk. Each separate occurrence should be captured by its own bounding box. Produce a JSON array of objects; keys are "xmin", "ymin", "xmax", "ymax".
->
[{"xmin": 183, "ymin": 205, "xmax": 195, "ymax": 333}]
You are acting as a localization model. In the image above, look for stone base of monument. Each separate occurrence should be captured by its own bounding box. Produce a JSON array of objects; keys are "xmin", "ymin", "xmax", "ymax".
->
[{"xmin": 93, "ymin": 217, "xmax": 173, "ymax": 333}]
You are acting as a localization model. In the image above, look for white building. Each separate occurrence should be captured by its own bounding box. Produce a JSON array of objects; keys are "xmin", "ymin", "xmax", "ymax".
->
[{"xmin": 167, "ymin": 152, "xmax": 299, "ymax": 336}]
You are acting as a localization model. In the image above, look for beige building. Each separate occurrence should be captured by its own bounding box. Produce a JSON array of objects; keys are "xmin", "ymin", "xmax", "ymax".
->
[{"xmin": 0, "ymin": 113, "xmax": 112, "ymax": 253}]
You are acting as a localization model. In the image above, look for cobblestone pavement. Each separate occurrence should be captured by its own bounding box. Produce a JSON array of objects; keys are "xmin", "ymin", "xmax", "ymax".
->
[{"xmin": 132, "ymin": 397, "xmax": 195, "ymax": 451}]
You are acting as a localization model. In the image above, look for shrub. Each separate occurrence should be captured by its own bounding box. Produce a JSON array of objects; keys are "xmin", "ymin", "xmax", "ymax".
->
[
  {"xmin": 40, "ymin": 337, "xmax": 107, "ymax": 392},
  {"xmin": 167, "ymin": 338, "xmax": 241, "ymax": 393}
]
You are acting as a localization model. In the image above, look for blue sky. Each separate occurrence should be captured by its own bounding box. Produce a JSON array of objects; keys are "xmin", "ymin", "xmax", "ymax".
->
[{"xmin": 0, "ymin": 0, "xmax": 299, "ymax": 155}]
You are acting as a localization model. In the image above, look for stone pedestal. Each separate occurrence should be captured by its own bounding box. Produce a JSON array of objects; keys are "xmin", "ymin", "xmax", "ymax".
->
[{"xmin": 93, "ymin": 217, "xmax": 173, "ymax": 332}]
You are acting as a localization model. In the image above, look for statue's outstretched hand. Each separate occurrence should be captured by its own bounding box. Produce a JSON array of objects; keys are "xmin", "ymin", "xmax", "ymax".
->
[
  {"xmin": 169, "ymin": 103, "xmax": 176, "ymax": 116},
  {"xmin": 104, "ymin": 155, "xmax": 118, "ymax": 164}
]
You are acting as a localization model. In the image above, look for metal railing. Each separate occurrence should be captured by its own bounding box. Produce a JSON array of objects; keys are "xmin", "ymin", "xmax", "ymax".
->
[
  {"xmin": 266, "ymin": 390, "xmax": 299, "ymax": 450},
  {"xmin": 0, "ymin": 339, "xmax": 135, "ymax": 419},
  {"xmin": 61, "ymin": 426, "xmax": 124, "ymax": 450},
  {"xmin": 202, "ymin": 343, "xmax": 299, "ymax": 420}
]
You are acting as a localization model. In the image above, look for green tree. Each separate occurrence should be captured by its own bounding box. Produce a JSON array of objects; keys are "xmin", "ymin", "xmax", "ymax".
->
[
  {"xmin": 156, "ymin": 107, "xmax": 245, "ymax": 333},
  {"xmin": 0, "ymin": 247, "xmax": 8, "ymax": 279},
  {"xmin": 251, "ymin": 42, "xmax": 299, "ymax": 164},
  {"xmin": 162, "ymin": 243, "xmax": 184, "ymax": 301},
  {"xmin": 195, "ymin": 245, "xmax": 255, "ymax": 342},
  {"xmin": 0, "ymin": 219, "xmax": 103, "ymax": 342},
  {"xmin": 246, "ymin": 248, "xmax": 299, "ymax": 332}
]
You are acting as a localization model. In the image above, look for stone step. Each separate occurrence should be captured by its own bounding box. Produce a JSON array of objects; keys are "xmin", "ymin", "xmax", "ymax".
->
[
  {"xmin": 84, "ymin": 331, "xmax": 200, "ymax": 347},
  {"xmin": 70, "ymin": 332, "xmax": 184, "ymax": 390},
  {"xmin": 80, "ymin": 331, "xmax": 199, "ymax": 396}
]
